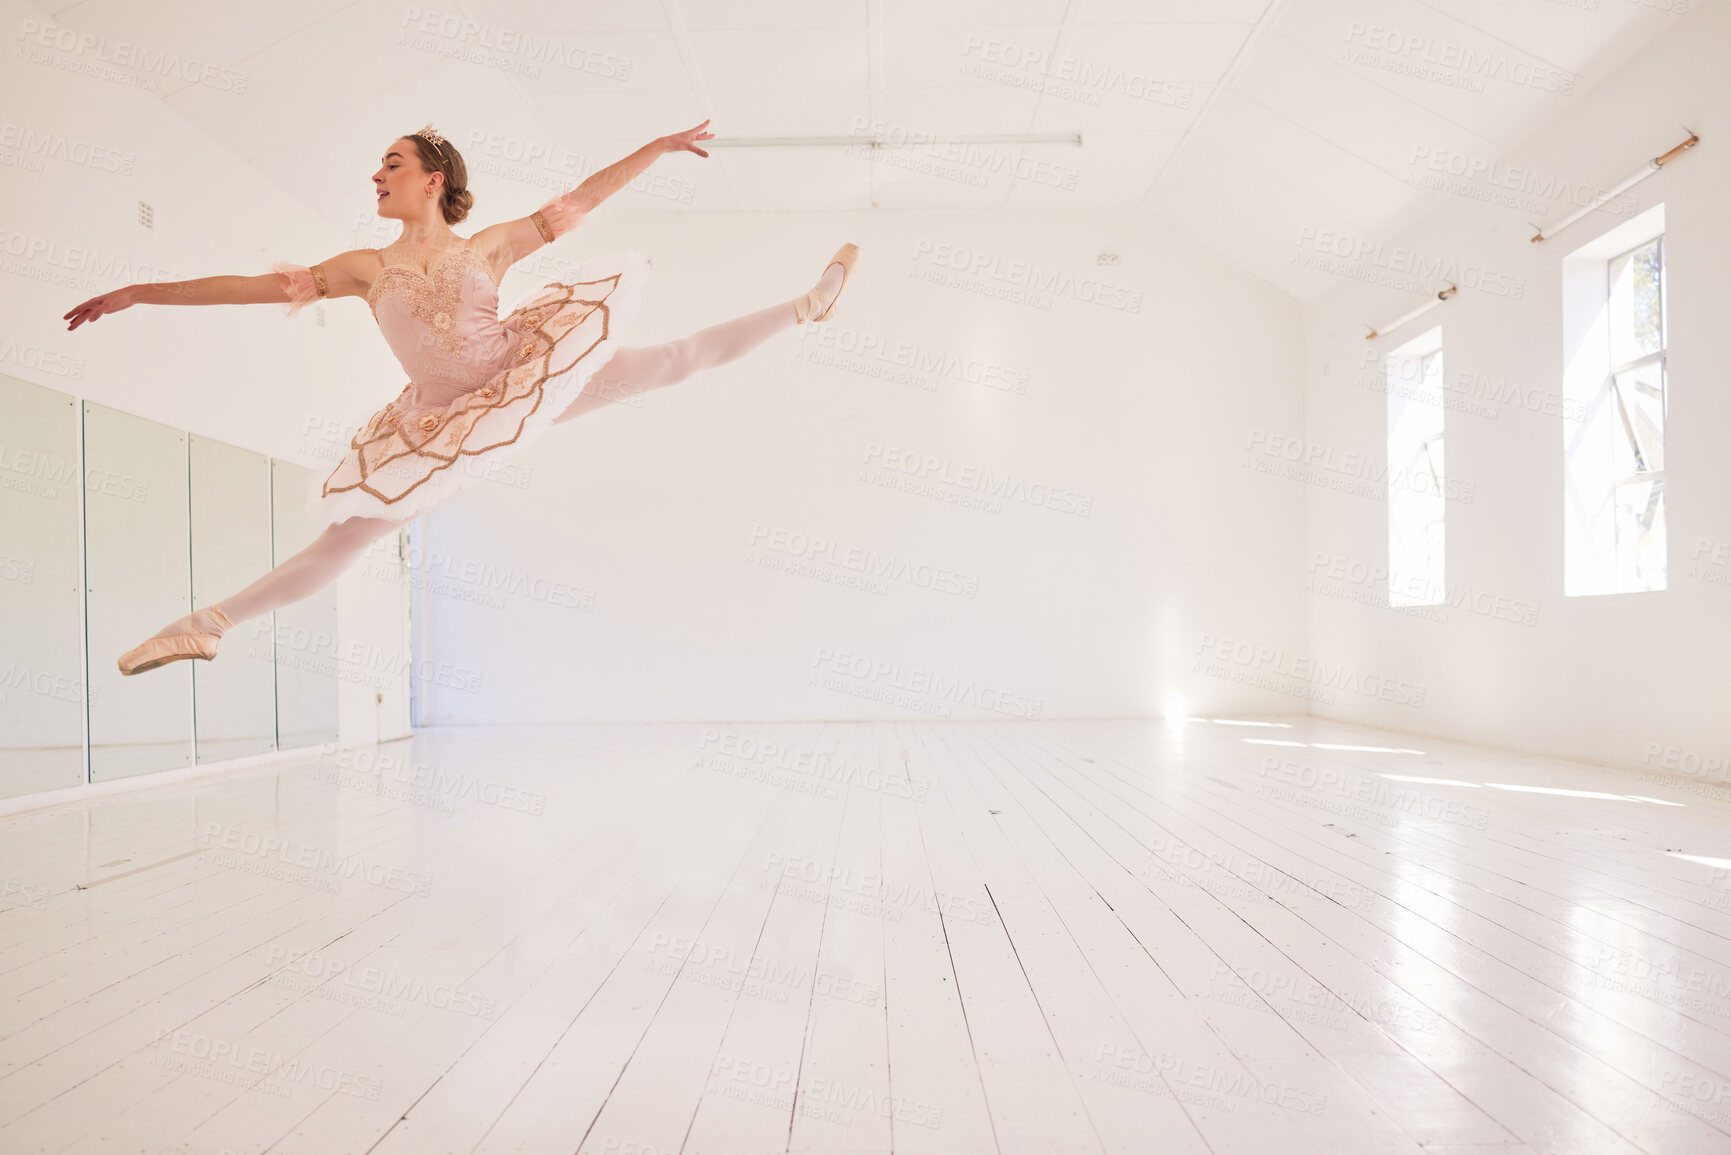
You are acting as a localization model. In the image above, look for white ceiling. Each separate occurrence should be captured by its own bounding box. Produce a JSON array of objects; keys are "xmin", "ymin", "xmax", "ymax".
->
[{"xmin": 49, "ymin": 0, "xmax": 1691, "ymax": 300}]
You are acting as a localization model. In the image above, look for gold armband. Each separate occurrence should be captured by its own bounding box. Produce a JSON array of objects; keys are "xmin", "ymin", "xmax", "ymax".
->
[
  {"xmin": 529, "ymin": 210, "xmax": 555, "ymax": 245},
  {"xmin": 309, "ymin": 264, "xmax": 329, "ymax": 298}
]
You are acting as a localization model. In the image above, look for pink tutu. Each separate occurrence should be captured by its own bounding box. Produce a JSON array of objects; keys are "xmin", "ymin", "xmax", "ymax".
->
[{"xmin": 277, "ymin": 245, "xmax": 649, "ymax": 525}]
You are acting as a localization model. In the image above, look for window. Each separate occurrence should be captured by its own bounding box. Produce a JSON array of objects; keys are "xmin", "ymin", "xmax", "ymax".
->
[
  {"xmin": 1387, "ymin": 326, "xmax": 1445, "ymax": 607},
  {"xmin": 1562, "ymin": 204, "xmax": 1668, "ymax": 595}
]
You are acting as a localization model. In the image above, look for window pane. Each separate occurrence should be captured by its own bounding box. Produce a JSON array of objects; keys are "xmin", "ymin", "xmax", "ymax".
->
[
  {"xmin": 1387, "ymin": 329, "xmax": 1444, "ymax": 607},
  {"xmin": 1612, "ymin": 360, "xmax": 1665, "ymax": 474},
  {"xmin": 1609, "ymin": 238, "xmax": 1663, "ymax": 366},
  {"xmin": 1563, "ymin": 203, "xmax": 1667, "ymax": 596},
  {"xmin": 1614, "ymin": 476, "xmax": 1666, "ymax": 591}
]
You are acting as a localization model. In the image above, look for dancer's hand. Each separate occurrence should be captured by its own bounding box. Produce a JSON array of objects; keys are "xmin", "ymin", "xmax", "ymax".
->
[
  {"xmin": 64, "ymin": 285, "xmax": 138, "ymax": 331},
  {"xmin": 660, "ymin": 119, "xmax": 713, "ymax": 158}
]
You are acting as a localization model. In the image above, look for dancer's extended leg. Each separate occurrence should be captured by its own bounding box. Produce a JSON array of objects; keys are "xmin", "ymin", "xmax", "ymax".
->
[
  {"xmin": 119, "ymin": 514, "xmax": 400, "ymax": 674},
  {"xmin": 137, "ymin": 515, "xmax": 396, "ymax": 643},
  {"xmin": 555, "ymin": 256, "xmax": 849, "ymax": 423},
  {"xmin": 213, "ymin": 515, "xmax": 401, "ymax": 628}
]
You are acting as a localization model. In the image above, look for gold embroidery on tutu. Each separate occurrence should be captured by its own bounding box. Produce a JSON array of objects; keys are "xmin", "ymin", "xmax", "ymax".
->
[
  {"xmin": 321, "ymin": 273, "xmax": 626, "ymax": 508},
  {"xmin": 366, "ymin": 245, "xmax": 496, "ymax": 355}
]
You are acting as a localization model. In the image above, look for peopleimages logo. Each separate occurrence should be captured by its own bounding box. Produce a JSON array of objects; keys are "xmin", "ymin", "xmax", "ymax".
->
[
  {"xmin": 747, "ymin": 523, "xmax": 979, "ymax": 598},
  {"xmin": 1293, "ymin": 226, "xmax": 1525, "ymax": 300},
  {"xmin": 957, "ymin": 35, "xmax": 1194, "ymax": 108},
  {"xmin": 0, "ymin": 336, "xmax": 84, "ymax": 379},
  {"xmin": 909, "ymin": 239, "xmax": 1143, "ymax": 313},
  {"xmin": 697, "ymin": 729, "xmax": 931, "ymax": 802},
  {"xmin": 1407, "ymin": 144, "xmax": 1640, "ymax": 217},
  {"xmin": 1242, "ymin": 429, "xmax": 1476, "ymax": 506},
  {"xmin": 809, "ymin": 646, "xmax": 1045, "ymax": 720},
  {"xmin": 0, "ymin": 662, "xmax": 96, "ymax": 706},
  {"xmin": 398, "ymin": 8, "xmax": 632, "ymax": 80},
  {"xmin": 265, "ymin": 944, "xmax": 500, "ymax": 1020},
  {"xmin": 795, "ymin": 323, "xmax": 1030, "ymax": 395},
  {"xmin": 1193, "ymin": 633, "xmax": 1426, "ymax": 708},
  {"xmin": 0, "ymin": 121, "xmax": 135, "ymax": 174},
  {"xmin": 1342, "ymin": 21, "xmax": 1576, "ymax": 95},
  {"xmin": 1093, "ymin": 1044, "xmax": 1328, "ymax": 1115},
  {"xmin": 1307, "ymin": 550, "xmax": 1540, "ymax": 627},
  {"xmin": 1257, "ymin": 757, "xmax": 1491, "ymax": 829},
  {"xmin": 16, "ymin": 19, "xmax": 251, "ymax": 92},
  {"xmin": 862, "ymin": 442, "xmax": 1093, "ymax": 516},
  {"xmin": 148, "ymin": 1028, "xmax": 381, "ymax": 1100},
  {"xmin": 1641, "ymin": 741, "xmax": 1728, "ymax": 781},
  {"xmin": 197, "ymin": 823, "xmax": 434, "ymax": 896}
]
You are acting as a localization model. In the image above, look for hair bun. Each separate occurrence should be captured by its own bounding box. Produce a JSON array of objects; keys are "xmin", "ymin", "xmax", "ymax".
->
[{"xmin": 444, "ymin": 186, "xmax": 474, "ymax": 226}]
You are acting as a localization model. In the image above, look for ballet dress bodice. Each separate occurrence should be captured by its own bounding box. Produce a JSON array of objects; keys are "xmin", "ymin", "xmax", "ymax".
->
[
  {"xmin": 308, "ymin": 241, "xmax": 649, "ymax": 525},
  {"xmin": 366, "ymin": 243, "xmax": 530, "ymax": 410}
]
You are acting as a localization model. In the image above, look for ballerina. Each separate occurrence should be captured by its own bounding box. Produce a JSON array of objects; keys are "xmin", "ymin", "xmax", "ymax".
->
[{"xmin": 62, "ymin": 120, "xmax": 859, "ymax": 676}]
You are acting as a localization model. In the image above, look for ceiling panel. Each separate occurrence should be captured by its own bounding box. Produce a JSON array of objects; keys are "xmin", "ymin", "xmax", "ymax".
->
[
  {"xmin": 871, "ymin": 84, "xmax": 1044, "ymax": 135},
  {"xmin": 1055, "ymin": 21, "xmax": 1257, "ymax": 85},
  {"xmin": 1078, "ymin": 0, "xmax": 1274, "ymax": 22},
  {"xmin": 717, "ymin": 147, "xmax": 874, "ymax": 211},
  {"xmin": 29, "ymin": 0, "xmax": 1691, "ymax": 302},
  {"xmin": 505, "ymin": 30, "xmax": 690, "ymax": 96},
  {"xmin": 1026, "ymin": 77, "xmax": 1211, "ymax": 138},
  {"xmin": 1145, "ymin": 131, "xmax": 1353, "ymax": 300},
  {"xmin": 39, "ymin": 0, "xmax": 354, "ymax": 88},
  {"xmin": 534, "ymin": 89, "xmax": 712, "ymax": 145},
  {"xmin": 678, "ymin": 0, "xmax": 868, "ymax": 29},
  {"xmin": 880, "ymin": 0, "xmax": 1071, "ymax": 26},
  {"xmin": 1235, "ymin": 33, "xmax": 1501, "ymax": 189},
  {"xmin": 463, "ymin": 0, "xmax": 672, "ymax": 33},
  {"xmin": 1199, "ymin": 92, "xmax": 1423, "ymax": 239},
  {"xmin": 1273, "ymin": 0, "xmax": 1584, "ymax": 146},
  {"xmin": 1005, "ymin": 133, "xmax": 1179, "ymax": 207},
  {"xmin": 685, "ymin": 28, "xmax": 869, "ymax": 90},
  {"xmin": 1426, "ymin": 0, "xmax": 1683, "ymax": 80},
  {"xmin": 283, "ymin": 63, "xmax": 533, "ymax": 229},
  {"xmin": 157, "ymin": 1, "xmax": 448, "ymax": 157},
  {"xmin": 705, "ymin": 86, "xmax": 870, "ymax": 137},
  {"xmin": 881, "ymin": 24, "xmax": 1068, "ymax": 90}
]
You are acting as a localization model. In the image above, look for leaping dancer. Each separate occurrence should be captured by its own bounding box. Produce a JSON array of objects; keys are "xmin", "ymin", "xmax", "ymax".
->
[{"xmin": 61, "ymin": 120, "xmax": 859, "ymax": 675}]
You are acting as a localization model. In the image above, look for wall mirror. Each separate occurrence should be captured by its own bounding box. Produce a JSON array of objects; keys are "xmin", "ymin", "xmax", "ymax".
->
[
  {"xmin": 190, "ymin": 434, "xmax": 277, "ymax": 763},
  {"xmin": 84, "ymin": 401, "xmax": 194, "ymax": 782},
  {"xmin": 0, "ymin": 394, "xmax": 351, "ymax": 798},
  {"xmin": 0, "ymin": 375, "xmax": 86, "ymax": 799},
  {"xmin": 271, "ymin": 461, "xmax": 339, "ymax": 749}
]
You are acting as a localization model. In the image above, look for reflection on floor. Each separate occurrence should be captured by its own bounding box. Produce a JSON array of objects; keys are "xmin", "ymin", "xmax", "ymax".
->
[{"xmin": 2, "ymin": 718, "xmax": 1730, "ymax": 1154}]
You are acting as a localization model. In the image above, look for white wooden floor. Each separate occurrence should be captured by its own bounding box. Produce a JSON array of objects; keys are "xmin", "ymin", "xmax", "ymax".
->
[{"xmin": 5, "ymin": 717, "xmax": 1731, "ymax": 1154}]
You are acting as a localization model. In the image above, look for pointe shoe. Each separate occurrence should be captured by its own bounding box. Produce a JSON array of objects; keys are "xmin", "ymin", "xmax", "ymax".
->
[
  {"xmin": 794, "ymin": 243, "xmax": 860, "ymax": 325},
  {"xmin": 117, "ymin": 606, "xmax": 233, "ymax": 676}
]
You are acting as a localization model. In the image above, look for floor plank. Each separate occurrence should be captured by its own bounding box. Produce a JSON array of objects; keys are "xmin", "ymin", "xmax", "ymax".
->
[{"xmin": 3, "ymin": 719, "xmax": 1731, "ymax": 1154}]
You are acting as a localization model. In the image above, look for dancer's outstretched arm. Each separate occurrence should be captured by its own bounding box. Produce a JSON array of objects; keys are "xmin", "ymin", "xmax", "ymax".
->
[
  {"xmin": 471, "ymin": 119, "xmax": 713, "ymax": 277},
  {"xmin": 62, "ymin": 249, "xmax": 376, "ymax": 331}
]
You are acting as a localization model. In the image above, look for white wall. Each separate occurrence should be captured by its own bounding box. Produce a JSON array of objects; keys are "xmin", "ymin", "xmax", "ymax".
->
[
  {"xmin": 415, "ymin": 206, "xmax": 1309, "ymax": 723},
  {"xmin": 1301, "ymin": 0, "xmax": 1731, "ymax": 769},
  {"xmin": 0, "ymin": 0, "xmax": 410, "ymax": 747}
]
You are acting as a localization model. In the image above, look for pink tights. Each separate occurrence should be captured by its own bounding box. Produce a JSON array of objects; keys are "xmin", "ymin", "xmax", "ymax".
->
[
  {"xmin": 201, "ymin": 297, "xmax": 805, "ymax": 634},
  {"xmin": 552, "ymin": 297, "xmax": 798, "ymax": 423}
]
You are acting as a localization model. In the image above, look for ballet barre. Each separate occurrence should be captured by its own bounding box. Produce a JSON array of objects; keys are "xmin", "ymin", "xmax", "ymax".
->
[
  {"xmin": 1529, "ymin": 132, "xmax": 1698, "ymax": 243},
  {"xmin": 1364, "ymin": 285, "xmax": 1457, "ymax": 341}
]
